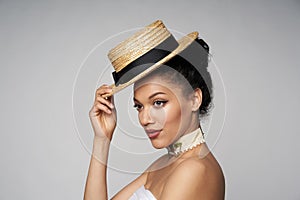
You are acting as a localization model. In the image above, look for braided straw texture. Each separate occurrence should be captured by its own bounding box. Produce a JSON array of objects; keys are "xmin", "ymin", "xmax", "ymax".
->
[
  {"xmin": 102, "ymin": 31, "xmax": 199, "ymax": 98},
  {"xmin": 108, "ymin": 20, "xmax": 171, "ymax": 72}
]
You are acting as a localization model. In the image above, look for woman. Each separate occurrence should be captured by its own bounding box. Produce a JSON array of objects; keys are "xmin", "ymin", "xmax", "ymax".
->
[{"xmin": 84, "ymin": 20, "xmax": 225, "ymax": 200}]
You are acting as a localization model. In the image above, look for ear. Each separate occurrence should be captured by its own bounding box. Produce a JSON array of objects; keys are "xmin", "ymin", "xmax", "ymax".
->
[{"xmin": 191, "ymin": 88, "xmax": 202, "ymax": 112}]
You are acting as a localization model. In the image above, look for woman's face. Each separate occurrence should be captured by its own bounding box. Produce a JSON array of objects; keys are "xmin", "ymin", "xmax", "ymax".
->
[{"xmin": 133, "ymin": 74, "xmax": 198, "ymax": 149}]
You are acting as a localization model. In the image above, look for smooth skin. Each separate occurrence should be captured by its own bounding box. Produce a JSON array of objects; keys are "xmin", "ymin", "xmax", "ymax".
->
[{"xmin": 84, "ymin": 76, "xmax": 225, "ymax": 200}]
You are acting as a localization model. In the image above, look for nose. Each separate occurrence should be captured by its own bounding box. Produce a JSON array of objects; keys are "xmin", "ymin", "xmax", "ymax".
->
[{"xmin": 139, "ymin": 107, "xmax": 154, "ymax": 127}]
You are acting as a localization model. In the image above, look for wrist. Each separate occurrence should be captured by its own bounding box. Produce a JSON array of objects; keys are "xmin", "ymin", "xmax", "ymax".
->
[{"xmin": 92, "ymin": 136, "xmax": 111, "ymax": 164}]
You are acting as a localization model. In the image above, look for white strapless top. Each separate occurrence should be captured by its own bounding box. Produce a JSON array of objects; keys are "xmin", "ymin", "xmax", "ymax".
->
[{"xmin": 129, "ymin": 185, "xmax": 157, "ymax": 200}]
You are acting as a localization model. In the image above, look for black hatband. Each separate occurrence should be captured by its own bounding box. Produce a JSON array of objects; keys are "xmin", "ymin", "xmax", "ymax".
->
[{"xmin": 112, "ymin": 34, "xmax": 178, "ymax": 85}]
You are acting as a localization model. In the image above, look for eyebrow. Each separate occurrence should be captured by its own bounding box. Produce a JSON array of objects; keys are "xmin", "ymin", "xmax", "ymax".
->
[{"xmin": 133, "ymin": 92, "xmax": 167, "ymax": 102}]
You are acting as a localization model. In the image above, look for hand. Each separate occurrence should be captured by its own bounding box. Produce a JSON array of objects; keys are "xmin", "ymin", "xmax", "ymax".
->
[{"xmin": 89, "ymin": 84, "xmax": 116, "ymax": 141}]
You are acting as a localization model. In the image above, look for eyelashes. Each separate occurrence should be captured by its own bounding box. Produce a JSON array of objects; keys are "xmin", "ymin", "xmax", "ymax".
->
[
  {"xmin": 153, "ymin": 100, "xmax": 168, "ymax": 108},
  {"xmin": 133, "ymin": 103, "xmax": 142, "ymax": 111},
  {"xmin": 133, "ymin": 100, "xmax": 168, "ymax": 111}
]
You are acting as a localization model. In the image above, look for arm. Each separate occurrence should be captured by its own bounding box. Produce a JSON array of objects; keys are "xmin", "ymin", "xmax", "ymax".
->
[
  {"xmin": 84, "ymin": 85, "xmax": 116, "ymax": 200},
  {"xmin": 84, "ymin": 137, "xmax": 110, "ymax": 200}
]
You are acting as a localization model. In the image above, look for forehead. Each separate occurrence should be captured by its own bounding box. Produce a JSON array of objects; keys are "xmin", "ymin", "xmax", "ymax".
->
[
  {"xmin": 133, "ymin": 74, "xmax": 183, "ymax": 99},
  {"xmin": 134, "ymin": 72, "xmax": 176, "ymax": 91}
]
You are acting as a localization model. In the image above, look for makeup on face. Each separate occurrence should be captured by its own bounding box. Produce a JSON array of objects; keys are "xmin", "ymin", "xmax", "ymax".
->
[{"xmin": 133, "ymin": 77, "xmax": 194, "ymax": 149}]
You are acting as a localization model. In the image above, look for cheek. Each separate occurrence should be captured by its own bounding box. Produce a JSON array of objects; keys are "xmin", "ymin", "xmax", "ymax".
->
[
  {"xmin": 165, "ymin": 106, "xmax": 181, "ymax": 126},
  {"xmin": 149, "ymin": 107, "xmax": 166, "ymax": 125},
  {"xmin": 153, "ymin": 103, "xmax": 182, "ymax": 128}
]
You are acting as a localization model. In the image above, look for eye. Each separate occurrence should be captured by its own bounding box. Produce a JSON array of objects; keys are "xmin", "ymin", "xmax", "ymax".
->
[
  {"xmin": 153, "ymin": 100, "xmax": 168, "ymax": 108},
  {"xmin": 133, "ymin": 103, "xmax": 143, "ymax": 111}
]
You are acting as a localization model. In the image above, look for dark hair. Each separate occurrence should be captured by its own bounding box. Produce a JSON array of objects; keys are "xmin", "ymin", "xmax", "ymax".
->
[{"xmin": 146, "ymin": 38, "xmax": 213, "ymax": 116}]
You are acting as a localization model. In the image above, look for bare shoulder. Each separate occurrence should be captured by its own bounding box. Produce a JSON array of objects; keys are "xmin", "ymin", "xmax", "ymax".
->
[
  {"xmin": 160, "ymin": 154, "xmax": 225, "ymax": 200},
  {"xmin": 175, "ymin": 156, "xmax": 224, "ymax": 185}
]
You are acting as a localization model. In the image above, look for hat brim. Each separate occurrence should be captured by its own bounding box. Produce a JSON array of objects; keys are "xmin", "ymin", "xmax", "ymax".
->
[{"xmin": 103, "ymin": 32, "xmax": 199, "ymax": 98}]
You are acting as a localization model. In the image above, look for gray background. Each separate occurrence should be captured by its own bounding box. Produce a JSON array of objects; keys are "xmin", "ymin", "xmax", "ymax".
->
[{"xmin": 1, "ymin": 0, "xmax": 299, "ymax": 199}]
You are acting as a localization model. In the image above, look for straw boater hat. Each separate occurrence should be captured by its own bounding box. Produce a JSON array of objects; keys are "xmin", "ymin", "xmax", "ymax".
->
[{"xmin": 103, "ymin": 20, "xmax": 199, "ymax": 98}]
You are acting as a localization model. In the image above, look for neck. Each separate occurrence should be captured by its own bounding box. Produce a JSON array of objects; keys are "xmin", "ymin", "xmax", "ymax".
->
[
  {"xmin": 180, "ymin": 116, "xmax": 201, "ymax": 137},
  {"xmin": 191, "ymin": 111, "xmax": 201, "ymax": 128},
  {"xmin": 170, "ymin": 116, "xmax": 201, "ymax": 146},
  {"xmin": 166, "ymin": 125, "xmax": 205, "ymax": 157}
]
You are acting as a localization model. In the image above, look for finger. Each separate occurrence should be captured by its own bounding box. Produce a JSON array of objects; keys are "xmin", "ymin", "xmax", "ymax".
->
[
  {"xmin": 101, "ymin": 92, "xmax": 113, "ymax": 99},
  {"xmin": 96, "ymin": 87, "xmax": 113, "ymax": 97},
  {"xmin": 96, "ymin": 84, "xmax": 112, "ymax": 92},
  {"xmin": 94, "ymin": 102, "xmax": 112, "ymax": 114},
  {"xmin": 96, "ymin": 96, "xmax": 114, "ymax": 109}
]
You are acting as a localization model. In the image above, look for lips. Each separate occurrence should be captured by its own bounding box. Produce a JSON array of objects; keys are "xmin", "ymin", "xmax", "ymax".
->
[{"xmin": 145, "ymin": 129, "xmax": 162, "ymax": 139}]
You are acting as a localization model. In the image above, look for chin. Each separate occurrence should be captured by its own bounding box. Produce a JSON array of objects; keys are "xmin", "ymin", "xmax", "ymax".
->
[{"xmin": 150, "ymin": 140, "xmax": 168, "ymax": 149}]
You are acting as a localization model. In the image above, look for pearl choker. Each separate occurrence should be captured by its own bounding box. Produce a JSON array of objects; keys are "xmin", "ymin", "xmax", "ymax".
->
[{"xmin": 167, "ymin": 128, "xmax": 205, "ymax": 157}]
